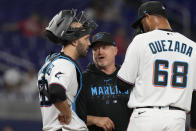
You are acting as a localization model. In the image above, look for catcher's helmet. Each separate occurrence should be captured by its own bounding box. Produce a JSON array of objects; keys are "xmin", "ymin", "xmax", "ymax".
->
[{"xmin": 45, "ymin": 9, "xmax": 98, "ymax": 45}]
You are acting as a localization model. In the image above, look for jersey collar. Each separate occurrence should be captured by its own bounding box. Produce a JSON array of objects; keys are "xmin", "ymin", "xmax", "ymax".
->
[
  {"xmin": 60, "ymin": 52, "xmax": 82, "ymax": 71},
  {"xmin": 158, "ymin": 29, "xmax": 173, "ymax": 32}
]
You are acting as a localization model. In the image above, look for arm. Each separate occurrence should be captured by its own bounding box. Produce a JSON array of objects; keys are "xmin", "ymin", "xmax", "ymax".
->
[
  {"xmin": 46, "ymin": 60, "xmax": 76, "ymax": 124},
  {"xmin": 117, "ymin": 36, "xmax": 140, "ymax": 92},
  {"xmin": 87, "ymin": 115, "xmax": 115, "ymax": 131},
  {"xmin": 55, "ymin": 100, "xmax": 71, "ymax": 124},
  {"xmin": 48, "ymin": 83, "xmax": 71, "ymax": 124}
]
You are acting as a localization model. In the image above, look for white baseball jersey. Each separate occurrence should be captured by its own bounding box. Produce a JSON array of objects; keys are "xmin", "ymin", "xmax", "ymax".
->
[
  {"xmin": 117, "ymin": 29, "xmax": 196, "ymax": 112},
  {"xmin": 38, "ymin": 54, "xmax": 88, "ymax": 131}
]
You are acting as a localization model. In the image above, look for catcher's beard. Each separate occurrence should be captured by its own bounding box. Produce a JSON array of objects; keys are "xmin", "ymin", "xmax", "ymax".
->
[{"xmin": 76, "ymin": 41, "xmax": 88, "ymax": 58}]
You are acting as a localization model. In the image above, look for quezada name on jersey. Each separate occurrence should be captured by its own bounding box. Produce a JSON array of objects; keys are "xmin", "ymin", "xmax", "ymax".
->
[{"xmin": 149, "ymin": 40, "xmax": 193, "ymax": 57}]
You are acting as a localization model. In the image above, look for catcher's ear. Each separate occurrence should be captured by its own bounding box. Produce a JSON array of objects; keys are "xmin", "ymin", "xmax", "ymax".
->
[{"xmin": 71, "ymin": 39, "xmax": 78, "ymax": 47}]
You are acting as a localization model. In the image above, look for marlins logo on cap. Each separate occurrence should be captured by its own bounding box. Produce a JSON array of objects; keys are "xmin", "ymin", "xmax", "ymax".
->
[
  {"xmin": 90, "ymin": 32, "xmax": 116, "ymax": 48},
  {"xmin": 95, "ymin": 33, "xmax": 104, "ymax": 40}
]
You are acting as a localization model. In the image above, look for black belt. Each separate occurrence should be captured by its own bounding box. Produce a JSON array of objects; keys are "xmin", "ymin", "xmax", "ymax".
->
[{"xmin": 136, "ymin": 106, "xmax": 185, "ymax": 111}]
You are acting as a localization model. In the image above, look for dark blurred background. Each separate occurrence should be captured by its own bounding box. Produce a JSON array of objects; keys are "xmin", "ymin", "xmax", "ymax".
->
[{"xmin": 0, "ymin": 0, "xmax": 195, "ymax": 130}]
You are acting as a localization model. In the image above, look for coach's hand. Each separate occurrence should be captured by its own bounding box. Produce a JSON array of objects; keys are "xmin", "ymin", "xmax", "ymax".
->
[{"xmin": 87, "ymin": 116, "xmax": 115, "ymax": 131}]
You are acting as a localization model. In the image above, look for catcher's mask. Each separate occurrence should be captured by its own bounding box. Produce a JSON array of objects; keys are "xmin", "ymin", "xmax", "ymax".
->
[{"xmin": 45, "ymin": 9, "xmax": 98, "ymax": 45}]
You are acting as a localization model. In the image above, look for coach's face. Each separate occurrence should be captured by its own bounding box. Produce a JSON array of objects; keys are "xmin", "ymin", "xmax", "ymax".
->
[
  {"xmin": 76, "ymin": 34, "xmax": 91, "ymax": 57},
  {"xmin": 92, "ymin": 43, "xmax": 117, "ymax": 68}
]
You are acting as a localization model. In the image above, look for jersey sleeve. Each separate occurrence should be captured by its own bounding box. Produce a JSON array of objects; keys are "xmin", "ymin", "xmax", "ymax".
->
[
  {"xmin": 48, "ymin": 59, "xmax": 76, "ymax": 90},
  {"xmin": 117, "ymin": 36, "xmax": 140, "ymax": 84}
]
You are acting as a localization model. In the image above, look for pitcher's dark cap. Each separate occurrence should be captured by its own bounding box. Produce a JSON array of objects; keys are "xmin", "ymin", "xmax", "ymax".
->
[
  {"xmin": 90, "ymin": 32, "xmax": 116, "ymax": 48},
  {"xmin": 132, "ymin": 1, "xmax": 167, "ymax": 28}
]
